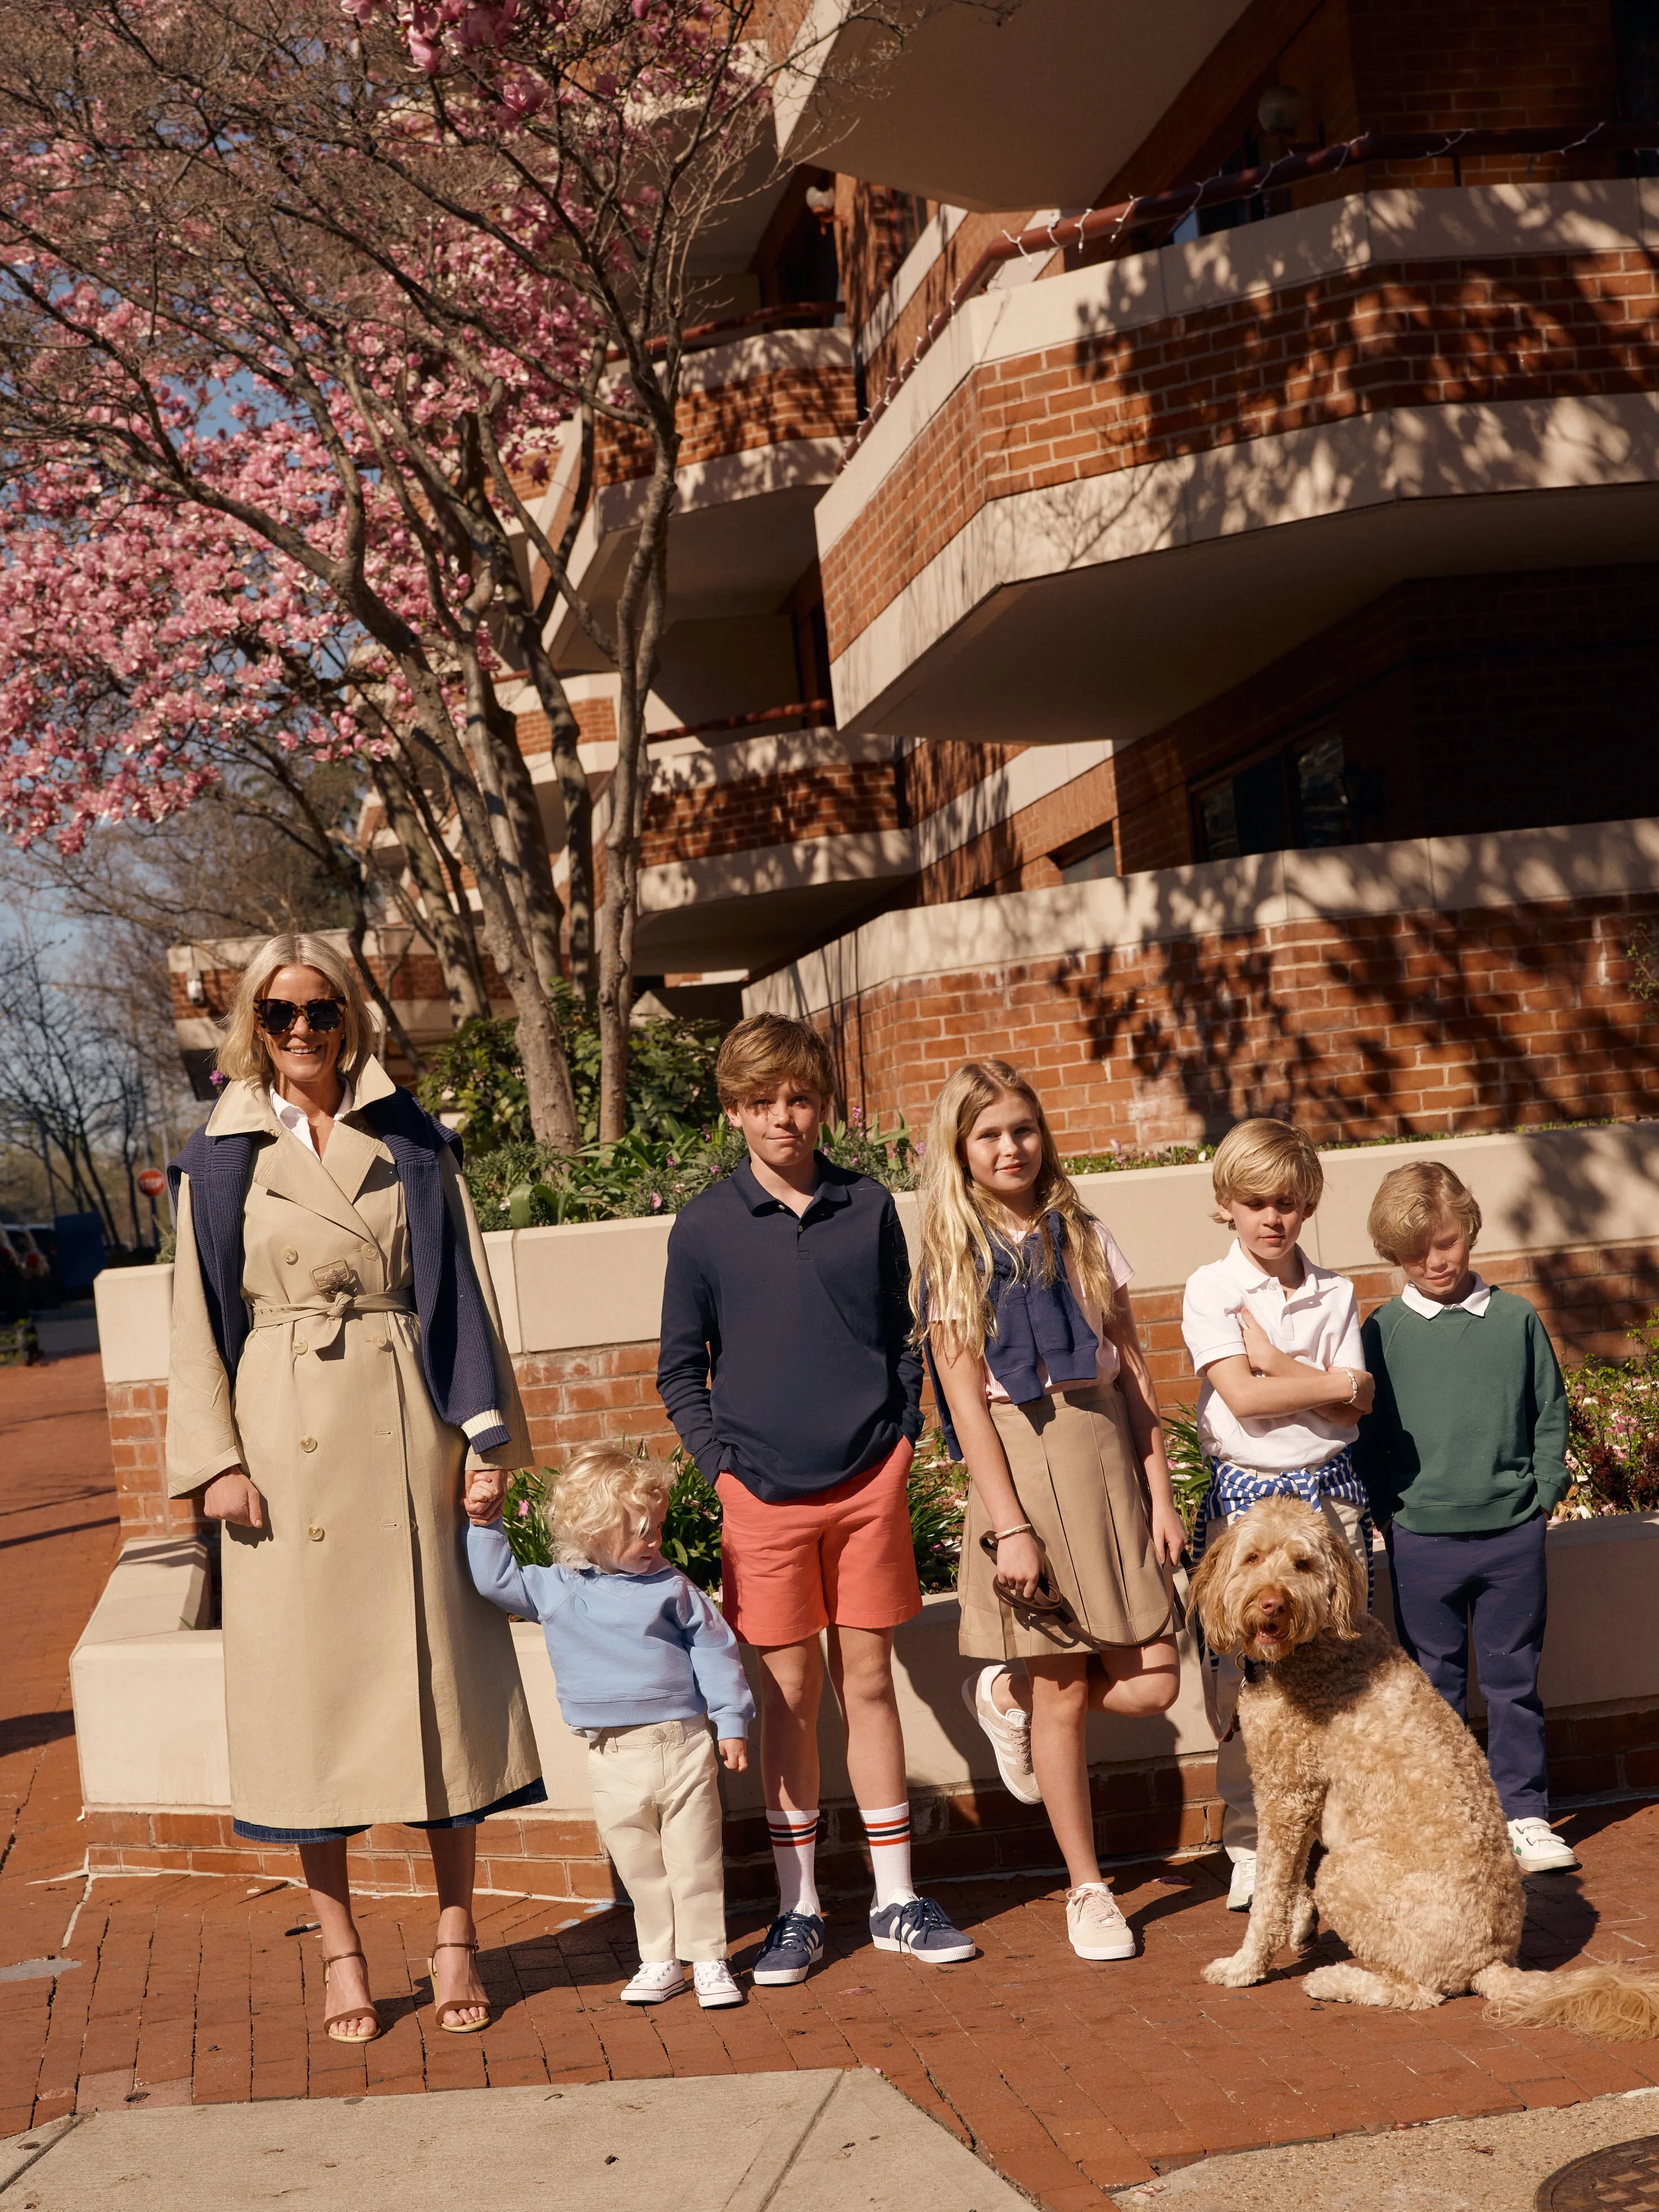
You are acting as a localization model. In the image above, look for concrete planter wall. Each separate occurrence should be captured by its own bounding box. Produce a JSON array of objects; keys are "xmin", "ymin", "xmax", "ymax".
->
[{"xmin": 81, "ymin": 1117, "xmax": 1659, "ymax": 1893}]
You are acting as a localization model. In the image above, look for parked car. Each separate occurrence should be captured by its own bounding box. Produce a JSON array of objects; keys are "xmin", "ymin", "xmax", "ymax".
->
[
  {"xmin": 0, "ymin": 1236, "xmax": 31, "ymax": 1323},
  {"xmin": 21, "ymin": 1224, "xmax": 64, "ymax": 1304},
  {"xmin": 1, "ymin": 1224, "xmax": 52, "ymax": 1305}
]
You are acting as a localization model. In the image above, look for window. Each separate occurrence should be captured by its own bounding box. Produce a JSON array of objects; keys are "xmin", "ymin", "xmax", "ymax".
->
[
  {"xmin": 1192, "ymin": 729, "xmax": 1358, "ymax": 861},
  {"xmin": 888, "ymin": 191, "xmax": 932, "ymax": 265},
  {"xmin": 1615, "ymin": 1, "xmax": 1659, "ymax": 173},
  {"xmin": 1057, "ymin": 828, "xmax": 1117, "ymax": 884}
]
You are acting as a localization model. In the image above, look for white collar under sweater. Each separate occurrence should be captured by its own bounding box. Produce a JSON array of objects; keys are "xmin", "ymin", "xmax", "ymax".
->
[{"xmin": 1401, "ymin": 1272, "xmax": 1492, "ymax": 1320}]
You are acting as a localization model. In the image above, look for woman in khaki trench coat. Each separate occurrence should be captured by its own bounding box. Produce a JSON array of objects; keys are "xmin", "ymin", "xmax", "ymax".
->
[{"xmin": 166, "ymin": 933, "xmax": 542, "ymax": 2044}]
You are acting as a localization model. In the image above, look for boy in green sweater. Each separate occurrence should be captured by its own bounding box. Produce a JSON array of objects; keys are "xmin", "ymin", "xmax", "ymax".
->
[{"xmin": 1354, "ymin": 1161, "xmax": 1576, "ymax": 1875}]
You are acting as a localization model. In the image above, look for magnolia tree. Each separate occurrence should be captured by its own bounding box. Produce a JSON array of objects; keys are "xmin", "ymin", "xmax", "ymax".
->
[{"xmin": 0, "ymin": 0, "xmax": 939, "ymax": 1144}]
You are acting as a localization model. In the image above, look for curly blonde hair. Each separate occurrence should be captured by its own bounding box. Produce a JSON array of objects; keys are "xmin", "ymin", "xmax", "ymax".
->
[
  {"xmin": 1367, "ymin": 1160, "xmax": 1483, "ymax": 1264},
  {"xmin": 215, "ymin": 932, "xmax": 377, "ymax": 1087},
  {"xmin": 912, "ymin": 1059, "xmax": 1117, "ymax": 1360},
  {"xmin": 547, "ymin": 1440, "xmax": 675, "ymax": 1567}
]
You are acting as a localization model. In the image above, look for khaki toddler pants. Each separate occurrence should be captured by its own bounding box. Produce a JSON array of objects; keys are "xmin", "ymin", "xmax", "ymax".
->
[
  {"xmin": 1202, "ymin": 1492, "xmax": 1373, "ymax": 1861},
  {"xmin": 586, "ymin": 1717, "xmax": 728, "ymax": 1962}
]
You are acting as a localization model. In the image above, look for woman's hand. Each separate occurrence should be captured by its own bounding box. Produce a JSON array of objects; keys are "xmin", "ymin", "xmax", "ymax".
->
[
  {"xmin": 202, "ymin": 1469, "xmax": 264, "ymax": 1528},
  {"xmin": 464, "ymin": 1468, "xmax": 506, "ymax": 1525},
  {"xmin": 1149, "ymin": 1493, "xmax": 1188, "ymax": 1570},
  {"xmin": 718, "ymin": 1738, "xmax": 748, "ymax": 1773},
  {"xmin": 992, "ymin": 1529, "xmax": 1046, "ymax": 1602}
]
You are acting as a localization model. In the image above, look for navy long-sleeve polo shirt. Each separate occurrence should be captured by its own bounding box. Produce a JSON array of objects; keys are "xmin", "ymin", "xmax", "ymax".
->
[{"xmin": 656, "ymin": 1153, "xmax": 924, "ymax": 1502}]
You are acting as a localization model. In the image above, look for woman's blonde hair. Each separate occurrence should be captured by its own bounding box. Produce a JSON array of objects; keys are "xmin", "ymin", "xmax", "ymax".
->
[
  {"xmin": 1210, "ymin": 1117, "xmax": 1323, "ymax": 1224},
  {"xmin": 546, "ymin": 1440, "xmax": 674, "ymax": 1568},
  {"xmin": 215, "ymin": 933, "xmax": 377, "ymax": 1087},
  {"xmin": 912, "ymin": 1059, "xmax": 1116, "ymax": 1360},
  {"xmin": 1367, "ymin": 1160, "xmax": 1483, "ymax": 1264}
]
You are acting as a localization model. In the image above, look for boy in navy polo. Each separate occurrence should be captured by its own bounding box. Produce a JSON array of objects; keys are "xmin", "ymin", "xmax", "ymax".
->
[
  {"xmin": 658, "ymin": 1014, "xmax": 973, "ymax": 1981},
  {"xmin": 1354, "ymin": 1160, "xmax": 1576, "ymax": 1875}
]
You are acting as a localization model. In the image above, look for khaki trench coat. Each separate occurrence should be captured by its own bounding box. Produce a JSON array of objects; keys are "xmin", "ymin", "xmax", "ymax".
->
[{"xmin": 165, "ymin": 1058, "xmax": 541, "ymax": 1830}]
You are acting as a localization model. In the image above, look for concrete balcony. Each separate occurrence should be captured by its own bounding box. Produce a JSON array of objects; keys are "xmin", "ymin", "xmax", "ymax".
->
[
  {"xmin": 774, "ymin": 0, "xmax": 1251, "ymax": 211},
  {"xmin": 544, "ymin": 323, "xmax": 858, "ymax": 671},
  {"xmin": 815, "ymin": 182, "xmax": 1659, "ymax": 751},
  {"xmin": 598, "ymin": 726, "xmax": 914, "ymax": 977}
]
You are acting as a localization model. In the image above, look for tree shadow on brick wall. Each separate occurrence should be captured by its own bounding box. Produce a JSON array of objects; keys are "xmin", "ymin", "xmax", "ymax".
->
[{"xmin": 1058, "ymin": 892, "xmax": 1659, "ymax": 1338}]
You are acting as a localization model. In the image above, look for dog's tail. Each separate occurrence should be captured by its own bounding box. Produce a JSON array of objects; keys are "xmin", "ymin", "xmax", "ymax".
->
[{"xmin": 1472, "ymin": 1960, "xmax": 1659, "ymax": 2042}]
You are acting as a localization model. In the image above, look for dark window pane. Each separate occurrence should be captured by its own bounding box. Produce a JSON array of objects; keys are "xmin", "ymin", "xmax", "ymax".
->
[
  {"xmin": 1197, "ymin": 781, "xmax": 1239, "ymax": 860},
  {"xmin": 1294, "ymin": 731, "xmax": 1352, "ymax": 847},
  {"xmin": 1616, "ymin": 1, "xmax": 1659, "ymax": 170},
  {"xmin": 1058, "ymin": 830, "xmax": 1116, "ymax": 884},
  {"xmin": 1233, "ymin": 754, "xmax": 1290, "ymax": 856}
]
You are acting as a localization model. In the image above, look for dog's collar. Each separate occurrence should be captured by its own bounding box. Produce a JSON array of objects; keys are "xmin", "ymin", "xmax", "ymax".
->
[{"xmin": 1241, "ymin": 1658, "xmax": 1262, "ymax": 1684}]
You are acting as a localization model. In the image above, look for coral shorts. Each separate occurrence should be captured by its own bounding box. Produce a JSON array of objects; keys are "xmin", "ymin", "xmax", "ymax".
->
[{"xmin": 716, "ymin": 1439, "xmax": 921, "ymax": 1648}]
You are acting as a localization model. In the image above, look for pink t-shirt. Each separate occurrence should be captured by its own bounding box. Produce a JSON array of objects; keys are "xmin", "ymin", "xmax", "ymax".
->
[{"xmin": 983, "ymin": 1219, "xmax": 1135, "ymax": 1402}]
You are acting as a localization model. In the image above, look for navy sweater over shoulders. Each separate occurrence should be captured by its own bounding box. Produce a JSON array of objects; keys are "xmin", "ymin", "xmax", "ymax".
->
[{"xmin": 656, "ymin": 1154, "xmax": 924, "ymax": 1502}]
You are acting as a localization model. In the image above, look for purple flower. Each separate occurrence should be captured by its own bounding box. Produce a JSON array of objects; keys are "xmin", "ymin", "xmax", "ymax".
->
[
  {"xmin": 517, "ymin": 1500, "xmax": 530, "ymax": 1518},
  {"xmin": 209, "ymin": 1069, "xmax": 227, "ymax": 1087},
  {"xmin": 651, "ymin": 1192, "xmax": 663, "ymax": 1210}
]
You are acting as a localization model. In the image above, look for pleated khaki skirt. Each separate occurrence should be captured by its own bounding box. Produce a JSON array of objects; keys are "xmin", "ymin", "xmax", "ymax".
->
[{"xmin": 958, "ymin": 1378, "xmax": 1179, "ymax": 1660}]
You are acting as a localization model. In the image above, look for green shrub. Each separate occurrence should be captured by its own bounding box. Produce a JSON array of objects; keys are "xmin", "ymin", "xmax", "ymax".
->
[
  {"xmin": 1562, "ymin": 1319, "xmax": 1659, "ymax": 1517},
  {"xmin": 1162, "ymin": 1402, "xmax": 1212, "ymax": 1534},
  {"xmin": 419, "ymin": 989, "xmax": 722, "ymax": 1155}
]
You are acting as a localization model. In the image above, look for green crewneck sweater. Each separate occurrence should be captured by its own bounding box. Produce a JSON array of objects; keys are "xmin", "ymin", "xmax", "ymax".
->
[{"xmin": 1353, "ymin": 1285, "xmax": 1570, "ymax": 1534}]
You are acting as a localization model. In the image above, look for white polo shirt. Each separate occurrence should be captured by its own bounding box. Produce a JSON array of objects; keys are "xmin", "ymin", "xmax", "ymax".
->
[{"xmin": 1181, "ymin": 1239, "xmax": 1364, "ymax": 1472}]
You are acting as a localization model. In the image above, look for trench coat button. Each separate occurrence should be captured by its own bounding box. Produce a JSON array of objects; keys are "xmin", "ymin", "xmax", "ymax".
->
[
  {"xmin": 293, "ymin": 1340, "xmax": 308, "ymax": 1356},
  {"xmin": 308, "ymin": 1524, "xmax": 325, "ymax": 1542},
  {"xmin": 300, "ymin": 1435, "xmax": 318, "ymax": 1453},
  {"xmin": 283, "ymin": 1247, "xmax": 299, "ymax": 1264},
  {"xmin": 372, "ymin": 1333, "xmax": 387, "ymax": 1350}
]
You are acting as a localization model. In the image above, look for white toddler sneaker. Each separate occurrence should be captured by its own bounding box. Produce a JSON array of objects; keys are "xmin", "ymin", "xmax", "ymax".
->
[
  {"xmin": 1066, "ymin": 1883, "xmax": 1136, "ymax": 1961},
  {"xmin": 1508, "ymin": 1817, "xmax": 1578, "ymax": 1873},
  {"xmin": 693, "ymin": 1960, "xmax": 744, "ymax": 2008},
  {"xmin": 620, "ymin": 1959, "xmax": 685, "ymax": 2003},
  {"xmin": 1226, "ymin": 1853, "xmax": 1256, "ymax": 1911}
]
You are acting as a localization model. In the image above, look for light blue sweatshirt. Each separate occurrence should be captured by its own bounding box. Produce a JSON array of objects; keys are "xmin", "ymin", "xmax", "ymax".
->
[{"xmin": 467, "ymin": 1523, "xmax": 754, "ymax": 1739}]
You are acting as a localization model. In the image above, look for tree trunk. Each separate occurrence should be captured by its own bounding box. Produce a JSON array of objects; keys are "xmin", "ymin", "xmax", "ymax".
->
[
  {"xmin": 403, "ymin": 677, "xmax": 581, "ymax": 1151},
  {"xmin": 482, "ymin": 686, "xmax": 566, "ymax": 992},
  {"xmin": 519, "ymin": 640, "xmax": 597, "ymax": 995},
  {"xmin": 369, "ymin": 756, "xmax": 488, "ymax": 1023}
]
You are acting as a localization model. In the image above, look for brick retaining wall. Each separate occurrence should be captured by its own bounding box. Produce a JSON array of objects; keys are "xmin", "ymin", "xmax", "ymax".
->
[{"xmin": 809, "ymin": 889, "xmax": 1659, "ymax": 1155}]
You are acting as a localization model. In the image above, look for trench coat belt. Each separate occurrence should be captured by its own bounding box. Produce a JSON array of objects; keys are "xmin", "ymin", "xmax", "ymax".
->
[{"xmin": 250, "ymin": 1291, "xmax": 415, "ymax": 1355}]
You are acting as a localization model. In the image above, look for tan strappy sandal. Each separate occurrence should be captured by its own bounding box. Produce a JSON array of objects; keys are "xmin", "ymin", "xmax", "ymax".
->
[
  {"xmin": 322, "ymin": 1950, "xmax": 382, "ymax": 2044},
  {"xmin": 428, "ymin": 1937, "xmax": 491, "ymax": 2034}
]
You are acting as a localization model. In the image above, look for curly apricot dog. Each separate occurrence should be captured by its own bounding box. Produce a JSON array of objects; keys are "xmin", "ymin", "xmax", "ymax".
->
[{"xmin": 1189, "ymin": 1496, "xmax": 1659, "ymax": 2038}]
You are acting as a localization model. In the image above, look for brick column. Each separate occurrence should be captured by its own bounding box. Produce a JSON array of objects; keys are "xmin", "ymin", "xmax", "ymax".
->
[{"xmin": 107, "ymin": 1380, "xmax": 205, "ymax": 1540}]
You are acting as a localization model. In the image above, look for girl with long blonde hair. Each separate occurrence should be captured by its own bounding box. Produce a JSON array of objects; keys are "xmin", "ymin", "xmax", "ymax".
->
[{"xmin": 915, "ymin": 1061, "xmax": 1184, "ymax": 1962}]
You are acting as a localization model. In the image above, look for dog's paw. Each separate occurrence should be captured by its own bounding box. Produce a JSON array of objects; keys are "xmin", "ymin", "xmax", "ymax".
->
[{"xmin": 1202, "ymin": 1951, "xmax": 1264, "ymax": 1988}]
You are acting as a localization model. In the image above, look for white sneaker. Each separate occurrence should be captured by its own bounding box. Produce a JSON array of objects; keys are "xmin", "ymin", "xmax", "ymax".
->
[
  {"xmin": 1226, "ymin": 1854, "xmax": 1256, "ymax": 1911},
  {"xmin": 620, "ymin": 1960, "xmax": 685, "ymax": 2003},
  {"xmin": 1508, "ymin": 1817, "xmax": 1578, "ymax": 1874},
  {"xmin": 963, "ymin": 1665, "xmax": 1042, "ymax": 1805},
  {"xmin": 1066, "ymin": 1883, "xmax": 1136, "ymax": 1961},
  {"xmin": 692, "ymin": 1960, "xmax": 743, "ymax": 2008}
]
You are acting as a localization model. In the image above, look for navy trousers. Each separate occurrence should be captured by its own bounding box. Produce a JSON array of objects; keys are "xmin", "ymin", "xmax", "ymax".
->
[{"xmin": 1387, "ymin": 1513, "xmax": 1549, "ymax": 1822}]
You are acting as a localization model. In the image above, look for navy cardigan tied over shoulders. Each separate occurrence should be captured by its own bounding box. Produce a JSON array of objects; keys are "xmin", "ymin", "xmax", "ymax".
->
[
  {"xmin": 923, "ymin": 1212, "xmax": 1101, "ymax": 1461},
  {"xmin": 167, "ymin": 1084, "xmax": 511, "ymax": 1453}
]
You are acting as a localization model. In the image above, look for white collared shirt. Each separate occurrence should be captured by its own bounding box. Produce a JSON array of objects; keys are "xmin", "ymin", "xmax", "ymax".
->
[
  {"xmin": 1401, "ymin": 1271, "xmax": 1492, "ymax": 1320},
  {"xmin": 1182, "ymin": 1238, "xmax": 1365, "ymax": 1471},
  {"xmin": 269, "ymin": 1081, "xmax": 352, "ymax": 1157}
]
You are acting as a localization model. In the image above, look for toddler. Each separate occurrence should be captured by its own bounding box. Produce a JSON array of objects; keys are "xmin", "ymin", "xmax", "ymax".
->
[{"xmin": 467, "ymin": 1440, "xmax": 753, "ymax": 2007}]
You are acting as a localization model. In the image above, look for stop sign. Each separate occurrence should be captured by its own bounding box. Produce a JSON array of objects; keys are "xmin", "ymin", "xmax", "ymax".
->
[{"xmin": 136, "ymin": 1167, "xmax": 167, "ymax": 1198}]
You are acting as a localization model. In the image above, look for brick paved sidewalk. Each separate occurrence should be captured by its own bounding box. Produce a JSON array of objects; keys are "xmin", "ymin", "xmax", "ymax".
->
[{"xmin": 3, "ymin": 1357, "xmax": 1657, "ymax": 2207}]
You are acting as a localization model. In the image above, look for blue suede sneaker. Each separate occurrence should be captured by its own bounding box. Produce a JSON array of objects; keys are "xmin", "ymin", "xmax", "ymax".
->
[
  {"xmin": 751, "ymin": 1910, "xmax": 826, "ymax": 1986},
  {"xmin": 869, "ymin": 1895, "xmax": 976, "ymax": 1963}
]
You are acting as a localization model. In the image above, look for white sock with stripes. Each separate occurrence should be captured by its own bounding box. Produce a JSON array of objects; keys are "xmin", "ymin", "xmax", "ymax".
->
[
  {"xmin": 861, "ymin": 1802, "xmax": 916, "ymax": 1911},
  {"xmin": 766, "ymin": 1806, "xmax": 821, "ymax": 1918}
]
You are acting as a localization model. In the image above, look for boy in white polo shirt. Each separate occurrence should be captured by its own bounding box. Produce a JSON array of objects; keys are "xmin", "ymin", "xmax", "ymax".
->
[{"xmin": 1181, "ymin": 1118, "xmax": 1376, "ymax": 1912}]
